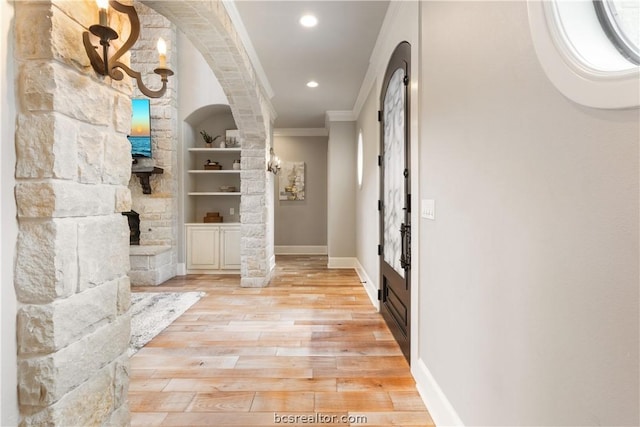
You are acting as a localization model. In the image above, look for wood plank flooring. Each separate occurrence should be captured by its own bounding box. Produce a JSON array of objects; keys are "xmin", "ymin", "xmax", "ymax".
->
[{"xmin": 129, "ymin": 256, "xmax": 434, "ymax": 426}]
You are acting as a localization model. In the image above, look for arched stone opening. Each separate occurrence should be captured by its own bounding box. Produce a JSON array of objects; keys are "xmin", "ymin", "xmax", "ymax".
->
[{"xmin": 142, "ymin": 0, "xmax": 275, "ymax": 288}]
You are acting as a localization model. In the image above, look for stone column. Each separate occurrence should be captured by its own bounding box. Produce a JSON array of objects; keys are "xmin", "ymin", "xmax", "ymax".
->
[
  {"xmin": 128, "ymin": 4, "xmax": 178, "ymax": 280},
  {"xmin": 14, "ymin": 1, "xmax": 132, "ymax": 425}
]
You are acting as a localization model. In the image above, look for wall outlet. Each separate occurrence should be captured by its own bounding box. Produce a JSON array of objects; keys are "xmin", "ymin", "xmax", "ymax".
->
[
  {"xmin": 421, "ymin": 199, "xmax": 435, "ymax": 220},
  {"xmin": 230, "ymin": 208, "xmax": 235, "ymax": 215}
]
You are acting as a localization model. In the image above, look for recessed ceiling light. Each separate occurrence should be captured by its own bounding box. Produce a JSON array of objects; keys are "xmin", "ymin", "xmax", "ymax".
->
[
  {"xmin": 306, "ymin": 81, "xmax": 319, "ymax": 88},
  {"xmin": 299, "ymin": 14, "xmax": 318, "ymax": 28}
]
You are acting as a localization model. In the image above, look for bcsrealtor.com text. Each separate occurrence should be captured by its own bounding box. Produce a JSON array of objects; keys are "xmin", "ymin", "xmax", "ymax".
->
[{"xmin": 274, "ymin": 412, "xmax": 368, "ymax": 424}]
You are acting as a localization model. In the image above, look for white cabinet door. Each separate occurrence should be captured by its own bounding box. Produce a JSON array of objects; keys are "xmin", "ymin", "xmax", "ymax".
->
[
  {"xmin": 220, "ymin": 226, "xmax": 241, "ymax": 270},
  {"xmin": 186, "ymin": 225, "xmax": 220, "ymax": 270}
]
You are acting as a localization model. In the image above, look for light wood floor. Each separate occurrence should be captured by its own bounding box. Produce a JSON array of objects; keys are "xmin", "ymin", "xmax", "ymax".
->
[{"xmin": 129, "ymin": 256, "xmax": 434, "ymax": 426}]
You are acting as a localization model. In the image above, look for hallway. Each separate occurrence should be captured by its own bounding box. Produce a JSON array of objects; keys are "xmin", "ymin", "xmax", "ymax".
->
[{"xmin": 129, "ymin": 256, "xmax": 433, "ymax": 426}]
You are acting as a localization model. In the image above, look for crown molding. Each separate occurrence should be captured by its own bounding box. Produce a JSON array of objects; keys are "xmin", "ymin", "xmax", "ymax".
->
[
  {"xmin": 325, "ymin": 110, "xmax": 357, "ymax": 123},
  {"xmin": 353, "ymin": 1, "xmax": 403, "ymax": 118},
  {"xmin": 274, "ymin": 128, "xmax": 328, "ymax": 137}
]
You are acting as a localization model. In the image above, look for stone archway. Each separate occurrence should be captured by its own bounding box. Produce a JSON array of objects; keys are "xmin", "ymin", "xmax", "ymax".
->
[{"xmin": 142, "ymin": 0, "xmax": 275, "ymax": 288}]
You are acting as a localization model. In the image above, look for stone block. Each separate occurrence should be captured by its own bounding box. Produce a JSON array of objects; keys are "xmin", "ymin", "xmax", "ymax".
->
[
  {"xmin": 15, "ymin": 113, "xmax": 78, "ymax": 180},
  {"xmin": 51, "ymin": 5, "xmax": 92, "ymax": 70},
  {"xmin": 18, "ymin": 314, "xmax": 129, "ymax": 407},
  {"xmin": 129, "ymin": 255, "xmax": 150, "ymax": 271},
  {"xmin": 16, "ymin": 181, "xmax": 115, "ymax": 218},
  {"xmin": 243, "ymin": 224, "xmax": 265, "ymax": 239},
  {"xmin": 240, "ymin": 212, "xmax": 265, "ymax": 225},
  {"xmin": 17, "ymin": 279, "xmax": 118, "ymax": 354},
  {"xmin": 77, "ymin": 215, "xmax": 130, "ymax": 292},
  {"xmin": 15, "ymin": 219, "xmax": 77, "ymax": 304},
  {"xmin": 76, "ymin": 124, "xmax": 106, "ymax": 184},
  {"xmin": 20, "ymin": 363, "xmax": 115, "ymax": 427},
  {"xmin": 241, "ymin": 277, "xmax": 269, "ymax": 288},
  {"xmin": 113, "ymin": 93, "xmax": 132, "ymax": 134},
  {"xmin": 103, "ymin": 134, "xmax": 132, "ymax": 185},
  {"xmin": 245, "ymin": 180, "xmax": 266, "ymax": 195},
  {"xmin": 128, "ymin": 270, "xmax": 155, "ymax": 287},
  {"xmin": 14, "ymin": 3, "xmax": 53, "ymax": 60},
  {"xmin": 112, "ymin": 353, "xmax": 129, "ymax": 409},
  {"xmin": 115, "ymin": 186, "xmax": 132, "ymax": 213},
  {"xmin": 116, "ymin": 276, "xmax": 131, "ymax": 315},
  {"xmin": 104, "ymin": 402, "xmax": 130, "ymax": 427},
  {"xmin": 53, "ymin": 0, "xmax": 98, "ymax": 31},
  {"xmin": 244, "ymin": 156, "xmax": 266, "ymax": 170},
  {"xmin": 21, "ymin": 61, "xmax": 112, "ymax": 125},
  {"xmin": 241, "ymin": 194, "xmax": 265, "ymax": 212}
]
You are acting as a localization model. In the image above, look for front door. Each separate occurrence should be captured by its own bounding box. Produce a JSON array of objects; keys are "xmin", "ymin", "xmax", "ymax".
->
[{"xmin": 379, "ymin": 42, "xmax": 411, "ymax": 362}]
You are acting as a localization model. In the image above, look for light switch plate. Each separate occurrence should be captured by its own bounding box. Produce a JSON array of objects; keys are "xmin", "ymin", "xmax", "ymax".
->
[
  {"xmin": 421, "ymin": 199, "xmax": 435, "ymax": 220},
  {"xmin": 230, "ymin": 208, "xmax": 235, "ymax": 215}
]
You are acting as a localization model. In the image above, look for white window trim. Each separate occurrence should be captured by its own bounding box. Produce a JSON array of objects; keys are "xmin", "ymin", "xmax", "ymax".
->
[{"xmin": 528, "ymin": 0, "xmax": 639, "ymax": 109}]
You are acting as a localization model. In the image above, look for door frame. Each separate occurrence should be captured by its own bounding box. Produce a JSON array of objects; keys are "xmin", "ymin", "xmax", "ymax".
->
[{"xmin": 379, "ymin": 41, "xmax": 412, "ymax": 362}]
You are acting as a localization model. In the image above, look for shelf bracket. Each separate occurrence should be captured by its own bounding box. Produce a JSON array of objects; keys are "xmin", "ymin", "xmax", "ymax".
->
[{"xmin": 132, "ymin": 166, "xmax": 164, "ymax": 194}]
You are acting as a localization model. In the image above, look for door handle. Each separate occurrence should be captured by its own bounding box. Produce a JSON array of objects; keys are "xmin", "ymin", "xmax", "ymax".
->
[{"xmin": 400, "ymin": 223, "xmax": 411, "ymax": 270}]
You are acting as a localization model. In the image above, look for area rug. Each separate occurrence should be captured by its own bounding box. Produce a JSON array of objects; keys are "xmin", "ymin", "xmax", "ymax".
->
[{"xmin": 128, "ymin": 291, "xmax": 205, "ymax": 356}]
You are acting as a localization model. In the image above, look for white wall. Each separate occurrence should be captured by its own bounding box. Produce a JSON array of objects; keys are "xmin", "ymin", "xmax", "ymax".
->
[
  {"xmin": 177, "ymin": 31, "xmax": 228, "ymax": 121},
  {"xmin": 418, "ymin": 1, "xmax": 639, "ymax": 425},
  {"xmin": 1, "ymin": 0, "xmax": 19, "ymax": 424},
  {"xmin": 327, "ymin": 121, "xmax": 357, "ymax": 264},
  {"xmin": 274, "ymin": 136, "xmax": 328, "ymax": 249},
  {"xmin": 355, "ymin": 84, "xmax": 380, "ymax": 300}
]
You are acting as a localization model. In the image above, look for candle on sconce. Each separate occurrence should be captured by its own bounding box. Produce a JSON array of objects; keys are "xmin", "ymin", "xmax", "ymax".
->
[
  {"xmin": 96, "ymin": 0, "xmax": 109, "ymax": 26},
  {"xmin": 157, "ymin": 38, "xmax": 167, "ymax": 68}
]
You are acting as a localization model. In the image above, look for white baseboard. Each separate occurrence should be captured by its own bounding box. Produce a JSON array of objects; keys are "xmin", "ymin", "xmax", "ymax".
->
[
  {"xmin": 176, "ymin": 263, "xmax": 186, "ymax": 276},
  {"xmin": 327, "ymin": 257, "xmax": 357, "ymax": 269},
  {"xmin": 355, "ymin": 259, "xmax": 379, "ymax": 310},
  {"xmin": 413, "ymin": 358, "xmax": 464, "ymax": 426},
  {"xmin": 275, "ymin": 245, "xmax": 328, "ymax": 255},
  {"xmin": 269, "ymin": 254, "xmax": 276, "ymax": 272}
]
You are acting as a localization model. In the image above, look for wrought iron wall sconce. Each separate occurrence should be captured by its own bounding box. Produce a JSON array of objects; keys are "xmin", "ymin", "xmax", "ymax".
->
[
  {"xmin": 267, "ymin": 147, "xmax": 281, "ymax": 175},
  {"xmin": 83, "ymin": 0, "xmax": 174, "ymax": 98}
]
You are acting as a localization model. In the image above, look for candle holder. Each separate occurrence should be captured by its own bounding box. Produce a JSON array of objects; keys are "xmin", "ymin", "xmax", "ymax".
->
[{"xmin": 83, "ymin": 0, "xmax": 174, "ymax": 98}]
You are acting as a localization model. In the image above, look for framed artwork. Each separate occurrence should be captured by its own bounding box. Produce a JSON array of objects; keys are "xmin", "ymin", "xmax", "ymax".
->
[
  {"xmin": 128, "ymin": 99, "xmax": 152, "ymax": 158},
  {"xmin": 279, "ymin": 161, "xmax": 305, "ymax": 200}
]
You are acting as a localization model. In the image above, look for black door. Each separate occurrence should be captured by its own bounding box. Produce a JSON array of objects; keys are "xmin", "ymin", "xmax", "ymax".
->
[{"xmin": 379, "ymin": 42, "xmax": 411, "ymax": 362}]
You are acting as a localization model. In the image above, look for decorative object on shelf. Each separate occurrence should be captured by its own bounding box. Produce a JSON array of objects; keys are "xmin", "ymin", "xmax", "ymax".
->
[
  {"xmin": 279, "ymin": 161, "xmax": 305, "ymax": 201},
  {"xmin": 225, "ymin": 129, "xmax": 240, "ymax": 148},
  {"xmin": 267, "ymin": 147, "xmax": 281, "ymax": 175},
  {"xmin": 219, "ymin": 186, "xmax": 237, "ymax": 192},
  {"xmin": 204, "ymin": 212, "xmax": 223, "ymax": 223},
  {"xmin": 204, "ymin": 160, "xmax": 221, "ymax": 170},
  {"xmin": 83, "ymin": 0, "xmax": 174, "ymax": 98},
  {"xmin": 200, "ymin": 131, "xmax": 221, "ymax": 148},
  {"xmin": 233, "ymin": 159, "xmax": 241, "ymax": 170}
]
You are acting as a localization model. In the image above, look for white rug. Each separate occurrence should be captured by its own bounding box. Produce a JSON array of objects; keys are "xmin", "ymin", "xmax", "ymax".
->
[{"xmin": 128, "ymin": 291, "xmax": 205, "ymax": 356}]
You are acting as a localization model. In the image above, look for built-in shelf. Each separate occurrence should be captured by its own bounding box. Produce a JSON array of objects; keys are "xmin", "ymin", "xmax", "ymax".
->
[
  {"xmin": 188, "ymin": 170, "xmax": 241, "ymax": 174},
  {"xmin": 188, "ymin": 192, "xmax": 241, "ymax": 196},
  {"xmin": 188, "ymin": 148, "xmax": 241, "ymax": 153}
]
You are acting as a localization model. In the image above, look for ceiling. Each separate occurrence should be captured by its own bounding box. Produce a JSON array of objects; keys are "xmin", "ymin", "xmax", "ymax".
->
[{"xmin": 232, "ymin": 1, "xmax": 390, "ymax": 129}]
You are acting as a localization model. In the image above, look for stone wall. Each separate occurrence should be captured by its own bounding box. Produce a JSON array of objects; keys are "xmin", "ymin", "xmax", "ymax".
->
[
  {"xmin": 13, "ymin": 1, "xmax": 131, "ymax": 424},
  {"xmin": 129, "ymin": 3, "xmax": 178, "ymax": 280}
]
